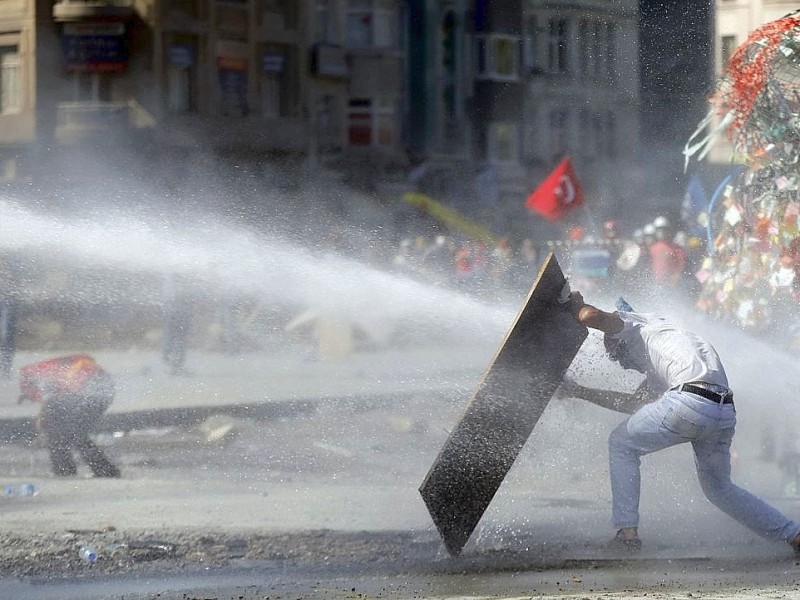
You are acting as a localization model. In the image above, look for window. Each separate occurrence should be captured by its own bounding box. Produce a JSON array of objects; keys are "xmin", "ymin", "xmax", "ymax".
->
[
  {"xmin": 345, "ymin": 0, "xmax": 399, "ymax": 49},
  {"xmin": 347, "ymin": 97, "xmax": 395, "ymax": 147},
  {"xmin": 592, "ymin": 21, "xmax": 605, "ymax": 81},
  {"xmin": 440, "ymin": 10, "xmax": 457, "ymax": 121},
  {"xmin": 578, "ymin": 111, "xmax": 615, "ymax": 158},
  {"xmin": 0, "ymin": 46, "xmax": 21, "ymax": 114},
  {"xmin": 579, "ymin": 108, "xmax": 591, "ymax": 156},
  {"xmin": 259, "ymin": 0, "xmax": 298, "ymax": 30},
  {"xmin": 523, "ymin": 106, "xmax": 538, "ymax": 160},
  {"xmin": 260, "ymin": 74, "xmax": 280, "ymax": 117},
  {"xmin": 74, "ymin": 73, "xmax": 111, "ymax": 102},
  {"xmin": 578, "ymin": 21, "xmax": 615, "ymax": 85},
  {"xmin": 547, "ymin": 18, "xmax": 568, "ymax": 74},
  {"xmin": 488, "ymin": 122, "xmax": 518, "ymax": 163},
  {"xmin": 167, "ymin": 42, "xmax": 196, "ymax": 113},
  {"xmin": 260, "ymin": 46, "xmax": 286, "ymax": 117},
  {"xmin": 474, "ymin": 34, "xmax": 519, "ymax": 81},
  {"xmin": 549, "ymin": 108, "xmax": 569, "ymax": 162},
  {"xmin": 167, "ymin": 0, "xmax": 200, "ymax": 19},
  {"xmin": 606, "ymin": 23, "xmax": 616, "ymax": 84},
  {"xmin": 578, "ymin": 20, "xmax": 589, "ymax": 81},
  {"xmin": 605, "ymin": 110, "xmax": 616, "ymax": 158},
  {"xmin": 217, "ymin": 60, "xmax": 248, "ymax": 117},
  {"xmin": 216, "ymin": 4, "xmax": 248, "ymax": 40},
  {"xmin": 316, "ymin": 94, "xmax": 342, "ymax": 153},
  {"xmin": 260, "ymin": 44, "xmax": 299, "ymax": 118},
  {"xmin": 592, "ymin": 112, "xmax": 604, "ymax": 156},
  {"xmin": 721, "ymin": 35, "xmax": 737, "ymax": 69},
  {"xmin": 523, "ymin": 15, "xmax": 539, "ymax": 74},
  {"xmin": 167, "ymin": 68, "xmax": 192, "ymax": 112},
  {"xmin": 314, "ymin": 0, "xmax": 334, "ymax": 44}
]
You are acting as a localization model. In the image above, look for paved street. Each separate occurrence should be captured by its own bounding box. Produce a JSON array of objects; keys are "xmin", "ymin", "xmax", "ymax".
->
[
  {"xmin": 0, "ymin": 342, "xmax": 491, "ymax": 439},
  {"xmin": 0, "ymin": 321, "xmax": 799, "ymax": 598}
]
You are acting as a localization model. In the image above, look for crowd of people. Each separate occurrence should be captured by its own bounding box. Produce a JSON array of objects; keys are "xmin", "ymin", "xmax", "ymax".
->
[
  {"xmin": 389, "ymin": 233, "xmax": 540, "ymax": 296},
  {"xmin": 385, "ymin": 211, "xmax": 800, "ymax": 355},
  {"xmin": 387, "ymin": 217, "xmax": 700, "ymax": 303}
]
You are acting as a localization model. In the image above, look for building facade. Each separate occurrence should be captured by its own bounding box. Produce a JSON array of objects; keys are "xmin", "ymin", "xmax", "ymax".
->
[
  {"xmin": 0, "ymin": 0, "xmax": 647, "ymax": 239},
  {"xmin": 519, "ymin": 0, "xmax": 640, "ymax": 229},
  {"xmin": 406, "ymin": 0, "xmax": 470, "ymax": 160},
  {"xmin": 406, "ymin": 0, "xmax": 642, "ymax": 239},
  {"xmin": 0, "ymin": 0, "xmax": 39, "ymax": 182},
  {"xmin": 0, "ymin": 0, "xmax": 410, "ymax": 197}
]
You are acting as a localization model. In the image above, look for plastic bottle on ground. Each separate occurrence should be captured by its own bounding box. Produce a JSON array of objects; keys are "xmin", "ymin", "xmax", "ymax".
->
[
  {"xmin": 3, "ymin": 483, "xmax": 37, "ymax": 497},
  {"xmin": 79, "ymin": 547, "xmax": 98, "ymax": 563}
]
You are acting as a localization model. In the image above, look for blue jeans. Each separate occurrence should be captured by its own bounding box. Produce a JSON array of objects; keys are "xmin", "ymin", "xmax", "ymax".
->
[{"xmin": 609, "ymin": 389, "xmax": 800, "ymax": 542}]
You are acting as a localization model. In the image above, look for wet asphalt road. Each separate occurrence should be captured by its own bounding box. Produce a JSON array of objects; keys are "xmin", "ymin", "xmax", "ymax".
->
[
  {"xmin": 0, "ymin": 306, "xmax": 799, "ymax": 599},
  {"xmin": 2, "ymin": 376, "xmax": 800, "ymax": 599}
]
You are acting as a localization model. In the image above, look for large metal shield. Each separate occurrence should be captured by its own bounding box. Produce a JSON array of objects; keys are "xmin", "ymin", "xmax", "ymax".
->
[{"xmin": 419, "ymin": 253, "xmax": 588, "ymax": 556}]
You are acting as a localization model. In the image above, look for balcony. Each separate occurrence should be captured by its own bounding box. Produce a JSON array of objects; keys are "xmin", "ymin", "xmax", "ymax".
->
[
  {"xmin": 153, "ymin": 113, "xmax": 308, "ymax": 153},
  {"xmin": 55, "ymin": 100, "xmax": 155, "ymax": 142},
  {"xmin": 53, "ymin": 0, "xmax": 135, "ymax": 22}
]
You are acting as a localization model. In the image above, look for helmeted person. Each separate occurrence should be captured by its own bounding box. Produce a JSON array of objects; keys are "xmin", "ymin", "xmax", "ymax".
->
[
  {"xmin": 18, "ymin": 354, "xmax": 120, "ymax": 478},
  {"xmin": 562, "ymin": 292, "xmax": 800, "ymax": 553},
  {"xmin": 648, "ymin": 218, "xmax": 687, "ymax": 288}
]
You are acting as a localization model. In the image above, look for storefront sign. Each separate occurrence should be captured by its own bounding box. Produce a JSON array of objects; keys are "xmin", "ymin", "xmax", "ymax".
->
[
  {"xmin": 216, "ymin": 56, "xmax": 247, "ymax": 71},
  {"xmin": 262, "ymin": 53, "xmax": 285, "ymax": 73},
  {"xmin": 62, "ymin": 22, "xmax": 127, "ymax": 73}
]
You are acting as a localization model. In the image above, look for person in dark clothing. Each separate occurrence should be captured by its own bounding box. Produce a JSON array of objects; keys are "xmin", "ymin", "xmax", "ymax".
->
[
  {"xmin": 0, "ymin": 251, "xmax": 20, "ymax": 378},
  {"xmin": 162, "ymin": 273, "xmax": 192, "ymax": 376},
  {"xmin": 18, "ymin": 354, "xmax": 120, "ymax": 478}
]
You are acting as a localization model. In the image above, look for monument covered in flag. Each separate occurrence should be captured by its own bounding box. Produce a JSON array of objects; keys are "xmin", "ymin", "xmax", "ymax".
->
[{"xmin": 525, "ymin": 157, "xmax": 584, "ymax": 221}]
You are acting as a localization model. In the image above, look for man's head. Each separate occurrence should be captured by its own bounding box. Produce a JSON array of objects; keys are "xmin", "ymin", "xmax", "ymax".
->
[
  {"xmin": 604, "ymin": 334, "xmax": 626, "ymax": 361},
  {"xmin": 604, "ymin": 334, "xmax": 644, "ymax": 372}
]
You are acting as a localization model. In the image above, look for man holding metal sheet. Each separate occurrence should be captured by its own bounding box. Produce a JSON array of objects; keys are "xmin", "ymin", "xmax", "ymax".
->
[{"xmin": 562, "ymin": 292, "xmax": 800, "ymax": 554}]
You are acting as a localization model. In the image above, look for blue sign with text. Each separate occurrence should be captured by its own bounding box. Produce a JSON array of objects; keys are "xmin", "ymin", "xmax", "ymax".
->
[{"xmin": 62, "ymin": 34, "xmax": 127, "ymax": 69}]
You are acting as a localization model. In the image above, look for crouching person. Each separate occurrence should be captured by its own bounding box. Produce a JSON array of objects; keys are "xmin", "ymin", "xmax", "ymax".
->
[{"xmin": 18, "ymin": 354, "xmax": 120, "ymax": 478}]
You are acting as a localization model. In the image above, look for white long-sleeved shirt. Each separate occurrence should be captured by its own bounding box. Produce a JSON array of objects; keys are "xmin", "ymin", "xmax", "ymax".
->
[{"xmin": 610, "ymin": 311, "xmax": 729, "ymax": 390}]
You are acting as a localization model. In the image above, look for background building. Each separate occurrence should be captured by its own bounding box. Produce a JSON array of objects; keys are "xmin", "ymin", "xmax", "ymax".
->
[
  {"xmin": 0, "ymin": 0, "xmax": 720, "ymax": 243},
  {"xmin": 520, "ymin": 0, "xmax": 640, "ymax": 237},
  {"xmin": 638, "ymin": 0, "xmax": 713, "ymax": 216},
  {"xmin": 409, "ymin": 0, "xmax": 644, "ymax": 241}
]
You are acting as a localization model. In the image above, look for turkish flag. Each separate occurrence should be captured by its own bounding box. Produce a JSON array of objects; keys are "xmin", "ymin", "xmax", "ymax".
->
[{"xmin": 525, "ymin": 157, "xmax": 584, "ymax": 221}]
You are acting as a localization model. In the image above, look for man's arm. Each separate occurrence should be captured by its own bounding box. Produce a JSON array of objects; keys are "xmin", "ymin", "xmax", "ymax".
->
[
  {"xmin": 568, "ymin": 291, "xmax": 624, "ymax": 334},
  {"xmin": 557, "ymin": 379, "xmax": 652, "ymax": 414}
]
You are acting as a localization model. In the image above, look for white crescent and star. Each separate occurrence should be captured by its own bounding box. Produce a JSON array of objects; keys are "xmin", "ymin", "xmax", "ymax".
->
[{"xmin": 555, "ymin": 175, "xmax": 576, "ymax": 205}]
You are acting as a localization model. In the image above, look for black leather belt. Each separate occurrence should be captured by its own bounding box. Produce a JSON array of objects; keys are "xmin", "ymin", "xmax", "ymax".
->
[{"xmin": 675, "ymin": 383, "xmax": 734, "ymax": 404}]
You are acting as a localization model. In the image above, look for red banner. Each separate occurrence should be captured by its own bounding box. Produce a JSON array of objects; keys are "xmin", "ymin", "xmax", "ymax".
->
[{"xmin": 525, "ymin": 157, "xmax": 584, "ymax": 221}]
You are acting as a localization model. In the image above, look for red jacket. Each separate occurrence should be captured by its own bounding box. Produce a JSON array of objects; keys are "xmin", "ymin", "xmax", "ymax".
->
[
  {"xmin": 19, "ymin": 354, "xmax": 108, "ymax": 404},
  {"xmin": 649, "ymin": 240, "xmax": 687, "ymax": 284}
]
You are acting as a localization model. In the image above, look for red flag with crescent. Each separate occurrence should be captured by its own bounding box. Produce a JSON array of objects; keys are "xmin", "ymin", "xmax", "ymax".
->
[{"xmin": 525, "ymin": 156, "xmax": 584, "ymax": 221}]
